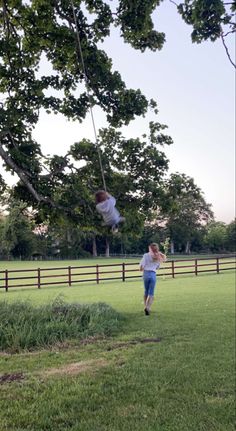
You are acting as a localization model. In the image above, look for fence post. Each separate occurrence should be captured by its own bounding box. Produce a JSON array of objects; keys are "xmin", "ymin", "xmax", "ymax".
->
[
  {"xmin": 195, "ymin": 259, "xmax": 198, "ymax": 276},
  {"xmin": 68, "ymin": 266, "xmax": 72, "ymax": 286},
  {"xmin": 171, "ymin": 261, "xmax": 175, "ymax": 278},
  {"xmin": 5, "ymin": 269, "xmax": 8, "ymax": 292},
  {"xmin": 37, "ymin": 268, "xmax": 41, "ymax": 289},
  {"xmin": 96, "ymin": 264, "xmax": 99, "ymax": 284},
  {"xmin": 122, "ymin": 263, "xmax": 125, "ymax": 282},
  {"xmin": 216, "ymin": 257, "xmax": 220, "ymax": 274}
]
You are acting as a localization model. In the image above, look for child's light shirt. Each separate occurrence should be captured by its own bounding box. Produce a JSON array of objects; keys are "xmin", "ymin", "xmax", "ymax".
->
[
  {"xmin": 140, "ymin": 253, "xmax": 161, "ymax": 272},
  {"xmin": 96, "ymin": 196, "xmax": 120, "ymax": 226}
]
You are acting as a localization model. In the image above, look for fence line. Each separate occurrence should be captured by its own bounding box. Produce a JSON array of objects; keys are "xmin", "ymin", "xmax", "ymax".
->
[{"xmin": 0, "ymin": 255, "xmax": 235, "ymax": 292}]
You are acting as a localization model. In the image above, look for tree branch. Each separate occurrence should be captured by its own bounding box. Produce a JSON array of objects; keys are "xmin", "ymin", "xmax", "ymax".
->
[
  {"xmin": 169, "ymin": 0, "xmax": 179, "ymax": 7},
  {"xmin": 0, "ymin": 137, "xmax": 46, "ymax": 204},
  {"xmin": 220, "ymin": 33, "xmax": 236, "ymax": 68},
  {"xmin": 223, "ymin": 29, "xmax": 236, "ymax": 37},
  {"xmin": 0, "ymin": 132, "xmax": 86, "ymax": 219}
]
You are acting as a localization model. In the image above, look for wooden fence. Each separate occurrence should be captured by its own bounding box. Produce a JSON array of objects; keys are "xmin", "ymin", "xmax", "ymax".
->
[{"xmin": 0, "ymin": 255, "xmax": 235, "ymax": 292}]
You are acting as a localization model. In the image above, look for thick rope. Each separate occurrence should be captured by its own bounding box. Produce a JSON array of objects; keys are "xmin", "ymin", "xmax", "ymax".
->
[{"xmin": 70, "ymin": 0, "xmax": 107, "ymax": 192}]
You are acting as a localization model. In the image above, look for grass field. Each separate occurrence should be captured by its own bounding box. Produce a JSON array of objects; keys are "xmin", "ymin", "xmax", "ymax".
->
[{"xmin": 0, "ymin": 268, "xmax": 235, "ymax": 431}]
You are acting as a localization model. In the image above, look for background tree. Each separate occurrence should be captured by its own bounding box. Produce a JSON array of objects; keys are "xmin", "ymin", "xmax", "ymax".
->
[
  {"xmin": 0, "ymin": 211, "xmax": 5, "ymax": 258},
  {"xmin": 0, "ymin": 202, "xmax": 36, "ymax": 259},
  {"xmin": 160, "ymin": 173, "xmax": 213, "ymax": 253},
  {"xmin": 204, "ymin": 221, "xmax": 228, "ymax": 252},
  {"xmin": 225, "ymin": 219, "xmax": 236, "ymax": 252}
]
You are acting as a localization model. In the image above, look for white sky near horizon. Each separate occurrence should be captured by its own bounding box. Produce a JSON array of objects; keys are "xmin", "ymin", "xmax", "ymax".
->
[{"xmin": 1, "ymin": 2, "xmax": 235, "ymax": 223}]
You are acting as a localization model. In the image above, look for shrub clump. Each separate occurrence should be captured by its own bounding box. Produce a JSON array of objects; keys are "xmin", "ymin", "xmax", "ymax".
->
[{"xmin": 0, "ymin": 298, "xmax": 122, "ymax": 352}]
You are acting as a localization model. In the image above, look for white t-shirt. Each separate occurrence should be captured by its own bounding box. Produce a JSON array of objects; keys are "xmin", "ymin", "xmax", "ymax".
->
[
  {"xmin": 140, "ymin": 252, "xmax": 161, "ymax": 272},
  {"xmin": 96, "ymin": 196, "xmax": 120, "ymax": 225}
]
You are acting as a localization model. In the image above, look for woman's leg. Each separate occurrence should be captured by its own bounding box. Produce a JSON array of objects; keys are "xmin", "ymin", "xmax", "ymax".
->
[
  {"xmin": 146, "ymin": 295, "xmax": 154, "ymax": 311},
  {"xmin": 143, "ymin": 272, "xmax": 150, "ymax": 313},
  {"xmin": 146, "ymin": 273, "xmax": 156, "ymax": 312}
]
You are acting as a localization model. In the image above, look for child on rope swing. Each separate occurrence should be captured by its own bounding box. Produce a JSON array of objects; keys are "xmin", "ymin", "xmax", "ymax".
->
[{"xmin": 95, "ymin": 190, "xmax": 125, "ymax": 233}]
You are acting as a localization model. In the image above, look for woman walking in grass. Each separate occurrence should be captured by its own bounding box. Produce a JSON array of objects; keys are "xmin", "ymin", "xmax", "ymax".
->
[{"xmin": 140, "ymin": 243, "xmax": 166, "ymax": 316}]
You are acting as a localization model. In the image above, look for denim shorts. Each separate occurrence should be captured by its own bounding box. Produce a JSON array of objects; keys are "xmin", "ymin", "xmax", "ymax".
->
[
  {"xmin": 143, "ymin": 270, "xmax": 157, "ymax": 296},
  {"xmin": 143, "ymin": 271, "xmax": 157, "ymax": 296}
]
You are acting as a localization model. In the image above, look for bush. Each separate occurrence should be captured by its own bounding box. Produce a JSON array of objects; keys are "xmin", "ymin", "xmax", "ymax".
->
[{"xmin": 0, "ymin": 297, "xmax": 122, "ymax": 352}]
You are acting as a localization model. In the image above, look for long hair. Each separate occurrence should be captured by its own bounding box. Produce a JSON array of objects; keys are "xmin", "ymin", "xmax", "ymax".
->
[{"xmin": 149, "ymin": 243, "xmax": 160, "ymax": 262}]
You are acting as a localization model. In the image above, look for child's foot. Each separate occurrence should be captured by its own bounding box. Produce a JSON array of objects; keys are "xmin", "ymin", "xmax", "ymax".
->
[
  {"xmin": 111, "ymin": 224, "xmax": 119, "ymax": 234},
  {"xmin": 144, "ymin": 308, "xmax": 150, "ymax": 316}
]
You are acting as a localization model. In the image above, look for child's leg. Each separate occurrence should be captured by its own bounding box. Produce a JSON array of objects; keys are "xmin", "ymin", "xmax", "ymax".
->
[
  {"xmin": 111, "ymin": 217, "xmax": 125, "ymax": 233},
  {"xmin": 143, "ymin": 272, "xmax": 149, "ymax": 303}
]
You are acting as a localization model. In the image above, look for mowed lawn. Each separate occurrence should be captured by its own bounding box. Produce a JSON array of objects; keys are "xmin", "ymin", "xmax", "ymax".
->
[{"xmin": 0, "ymin": 265, "xmax": 235, "ymax": 431}]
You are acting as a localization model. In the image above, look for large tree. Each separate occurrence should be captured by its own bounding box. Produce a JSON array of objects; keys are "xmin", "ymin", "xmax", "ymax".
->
[
  {"xmin": 0, "ymin": 0, "xmax": 173, "ymax": 219},
  {"xmin": 0, "ymin": 0, "xmax": 234, "ymax": 229}
]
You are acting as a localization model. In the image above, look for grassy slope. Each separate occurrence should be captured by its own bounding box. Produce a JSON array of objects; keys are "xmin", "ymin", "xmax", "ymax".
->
[{"xmin": 0, "ymin": 272, "xmax": 235, "ymax": 431}]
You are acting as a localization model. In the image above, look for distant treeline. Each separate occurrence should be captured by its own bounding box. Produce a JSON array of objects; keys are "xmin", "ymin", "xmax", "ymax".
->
[{"xmin": 0, "ymin": 206, "xmax": 235, "ymax": 260}]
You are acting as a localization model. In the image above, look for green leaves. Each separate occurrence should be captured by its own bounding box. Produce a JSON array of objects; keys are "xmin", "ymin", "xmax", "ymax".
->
[
  {"xmin": 116, "ymin": 0, "xmax": 165, "ymax": 51},
  {"xmin": 178, "ymin": 0, "xmax": 234, "ymax": 42}
]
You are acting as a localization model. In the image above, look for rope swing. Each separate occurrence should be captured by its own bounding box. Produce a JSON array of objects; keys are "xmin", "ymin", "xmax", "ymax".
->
[{"xmin": 70, "ymin": 0, "xmax": 107, "ymax": 192}]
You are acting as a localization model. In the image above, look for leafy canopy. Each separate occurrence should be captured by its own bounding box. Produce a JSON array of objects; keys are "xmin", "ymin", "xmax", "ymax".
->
[{"xmin": 0, "ymin": 0, "xmax": 233, "ymax": 227}]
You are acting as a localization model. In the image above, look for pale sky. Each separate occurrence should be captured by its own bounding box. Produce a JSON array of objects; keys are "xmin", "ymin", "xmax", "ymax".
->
[{"xmin": 1, "ymin": 2, "xmax": 235, "ymax": 223}]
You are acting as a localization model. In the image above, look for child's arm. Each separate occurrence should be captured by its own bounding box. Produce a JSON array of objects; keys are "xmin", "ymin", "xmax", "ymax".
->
[{"xmin": 107, "ymin": 194, "xmax": 116, "ymax": 206}]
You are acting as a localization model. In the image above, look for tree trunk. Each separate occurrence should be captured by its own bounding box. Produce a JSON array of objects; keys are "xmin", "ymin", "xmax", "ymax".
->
[
  {"xmin": 185, "ymin": 241, "xmax": 191, "ymax": 254},
  {"xmin": 105, "ymin": 238, "xmax": 110, "ymax": 258},
  {"xmin": 170, "ymin": 241, "xmax": 175, "ymax": 254},
  {"xmin": 66, "ymin": 229, "xmax": 72, "ymax": 245},
  {"xmin": 92, "ymin": 237, "xmax": 97, "ymax": 257}
]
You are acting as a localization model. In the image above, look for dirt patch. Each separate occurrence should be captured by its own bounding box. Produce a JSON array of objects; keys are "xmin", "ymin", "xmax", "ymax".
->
[
  {"xmin": 0, "ymin": 372, "xmax": 25, "ymax": 384},
  {"xmin": 139, "ymin": 337, "xmax": 162, "ymax": 343},
  {"xmin": 106, "ymin": 337, "xmax": 162, "ymax": 351},
  {"xmin": 205, "ymin": 390, "xmax": 234, "ymax": 401},
  {"xmin": 42, "ymin": 358, "xmax": 109, "ymax": 378}
]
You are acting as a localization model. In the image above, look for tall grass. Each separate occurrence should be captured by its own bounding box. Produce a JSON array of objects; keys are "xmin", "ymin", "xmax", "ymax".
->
[{"xmin": 0, "ymin": 297, "xmax": 122, "ymax": 352}]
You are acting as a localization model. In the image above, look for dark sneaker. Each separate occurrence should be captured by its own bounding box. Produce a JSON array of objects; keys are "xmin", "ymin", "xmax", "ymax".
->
[{"xmin": 144, "ymin": 308, "xmax": 150, "ymax": 316}]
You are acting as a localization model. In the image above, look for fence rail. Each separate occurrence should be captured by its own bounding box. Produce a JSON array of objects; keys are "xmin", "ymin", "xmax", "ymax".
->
[{"xmin": 0, "ymin": 255, "xmax": 235, "ymax": 292}]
